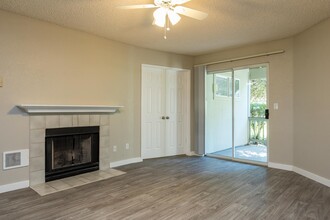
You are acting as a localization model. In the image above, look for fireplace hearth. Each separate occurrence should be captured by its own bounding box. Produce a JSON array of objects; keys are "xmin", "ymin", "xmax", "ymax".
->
[{"xmin": 45, "ymin": 126, "xmax": 99, "ymax": 182}]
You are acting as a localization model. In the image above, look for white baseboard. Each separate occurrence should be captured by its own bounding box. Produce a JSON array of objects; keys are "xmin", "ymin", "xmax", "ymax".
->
[
  {"xmin": 110, "ymin": 157, "xmax": 143, "ymax": 168},
  {"xmin": 0, "ymin": 180, "xmax": 29, "ymax": 193},
  {"xmin": 185, "ymin": 151, "xmax": 195, "ymax": 156},
  {"xmin": 177, "ymin": 147, "xmax": 186, "ymax": 155},
  {"xmin": 293, "ymin": 166, "xmax": 330, "ymax": 187},
  {"xmin": 186, "ymin": 151, "xmax": 204, "ymax": 157},
  {"xmin": 268, "ymin": 162, "xmax": 293, "ymax": 171},
  {"xmin": 268, "ymin": 162, "xmax": 329, "ymax": 187}
]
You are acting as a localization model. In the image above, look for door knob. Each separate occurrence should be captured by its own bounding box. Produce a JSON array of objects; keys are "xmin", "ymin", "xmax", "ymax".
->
[
  {"xmin": 161, "ymin": 116, "xmax": 165, "ymax": 120},
  {"xmin": 166, "ymin": 116, "xmax": 170, "ymax": 120}
]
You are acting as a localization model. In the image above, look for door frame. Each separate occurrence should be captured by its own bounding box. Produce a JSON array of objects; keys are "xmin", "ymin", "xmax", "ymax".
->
[
  {"xmin": 141, "ymin": 64, "xmax": 191, "ymax": 159},
  {"xmin": 205, "ymin": 63, "xmax": 269, "ymax": 166}
]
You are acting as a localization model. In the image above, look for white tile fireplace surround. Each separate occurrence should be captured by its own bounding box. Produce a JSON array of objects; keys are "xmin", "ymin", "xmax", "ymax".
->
[
  {"xmin": 18, "ymin": 105, "xmax": 123, "ymax": 186},
  {"xmin": 29, "ymin": 114, "xmax": 110, "ymax": 186}
]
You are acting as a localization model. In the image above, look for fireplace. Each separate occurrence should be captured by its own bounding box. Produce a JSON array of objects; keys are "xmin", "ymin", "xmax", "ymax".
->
[{"xmin": 45, "ymin": 126, "xmax": 99, "ymax": 182}]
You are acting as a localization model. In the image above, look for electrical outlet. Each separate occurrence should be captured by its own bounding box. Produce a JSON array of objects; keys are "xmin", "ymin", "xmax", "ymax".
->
[
  {"xmin": 125, "ymin": 143, "xmax": 129, "ymax": 150},
  {"xmin": 113, "ymin": 145, "xmax": 117, "ymax": 152}
]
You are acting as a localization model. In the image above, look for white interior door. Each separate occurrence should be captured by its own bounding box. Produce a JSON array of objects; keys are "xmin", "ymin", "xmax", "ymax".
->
[
  {"xmin": 141, "ymin": 65, "xmax": 190, "ymax": 159},
  {"xmin": 141, "ymin": 66, "xmax": 166, "ymax": 158},
  {"xmin": 165, "ymin": 69, "xmax": 184, "ymax": 156}
]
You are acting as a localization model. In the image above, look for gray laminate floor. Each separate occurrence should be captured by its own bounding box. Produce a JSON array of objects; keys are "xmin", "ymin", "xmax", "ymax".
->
[{"xmin": 0, "ymin": 156, "xmax": 329, "ymax": 220}]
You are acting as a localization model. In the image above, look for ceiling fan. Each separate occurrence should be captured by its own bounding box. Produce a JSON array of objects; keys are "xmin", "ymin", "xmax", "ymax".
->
[{"xmin": 118, "ymin": 0, "xmax": 208, "ymax": 39}]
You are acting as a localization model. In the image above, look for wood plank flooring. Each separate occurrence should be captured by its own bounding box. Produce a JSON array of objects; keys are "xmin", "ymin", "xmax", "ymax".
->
[{"xmin": 0, "ymin": 156, "xmax": 329, "ymax": 220}]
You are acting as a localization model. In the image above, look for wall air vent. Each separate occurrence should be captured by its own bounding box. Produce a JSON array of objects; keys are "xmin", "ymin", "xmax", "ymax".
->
[{"xmin": 3, "ymin": 149, "xmax": 29, "ymax": 170}]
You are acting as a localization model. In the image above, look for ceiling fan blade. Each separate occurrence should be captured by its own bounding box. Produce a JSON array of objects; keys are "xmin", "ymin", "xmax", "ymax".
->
[
  {"xmin": 117, "ymin": 4, "xmax": 158, "ymax": 9},
  {"xmin": 171, "ymin": 0, "xmax": 191, "ymax": 5},
  {"xmin": 168, "ymin": 10, "xmax": 181, "ymax": 25},
  {"xmin": 174, "ymin": 6, "xmax": 208, "ymax": 20}
]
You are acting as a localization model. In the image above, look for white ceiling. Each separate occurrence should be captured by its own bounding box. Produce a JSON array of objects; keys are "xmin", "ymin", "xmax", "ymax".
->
[{"xmin": 1, "ymin": 0, "xmax": 330, "ymax": 56}]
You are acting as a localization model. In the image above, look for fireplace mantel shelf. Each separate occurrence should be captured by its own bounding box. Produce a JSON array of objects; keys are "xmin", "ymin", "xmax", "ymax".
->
[{"xmin": 17, "ymin": 104, "xmax": 123, "ymax": 114}]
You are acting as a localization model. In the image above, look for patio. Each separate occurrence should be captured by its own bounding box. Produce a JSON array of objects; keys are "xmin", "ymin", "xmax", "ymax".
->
[{"xmin": 211, "ymin": 144, "xmax": 267, "ymax": 163}]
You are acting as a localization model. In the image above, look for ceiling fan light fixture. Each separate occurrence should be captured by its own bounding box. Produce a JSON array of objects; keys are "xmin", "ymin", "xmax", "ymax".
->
[
  {"xmin": 153, "ymin": 7, "xmax": 167, "ymax": 27},
  {"xmin": 173, "ymin": 6, "xmax": 185, "ymax": 14},
  {"xmin": 120, "ymin": 0, "xmax": 208, "ymax": 38},
  {"xmin": 167, "ymin": 10, "xmax": 181, "ymax": 25}
]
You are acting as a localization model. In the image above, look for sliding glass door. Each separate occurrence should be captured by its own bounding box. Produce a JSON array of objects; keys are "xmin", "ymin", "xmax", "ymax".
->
[
  {"xmin": 205, "ymin": 65, "xmax": 268, "ymax": 164},
  {"xmin": 205, "ymin": 69, "xmax": 233, "ymax": 158}
]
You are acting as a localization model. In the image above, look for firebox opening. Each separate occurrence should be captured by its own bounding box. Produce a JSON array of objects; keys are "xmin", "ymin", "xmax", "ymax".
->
[{"xmin": 45, "ymin": 126, "xmax": 99, "ymax": 182}]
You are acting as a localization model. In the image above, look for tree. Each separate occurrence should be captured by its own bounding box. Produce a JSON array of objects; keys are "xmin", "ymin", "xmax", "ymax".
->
[
  {"xmin": 250, "ymin": 79, "xmax": 266, "ymax": 103},
  {"xmin": 250, "ymin": 79, "xmax": 267, "ymax": 143},
  {"xmin": 250, "ymin": 103, "xmax": 266, "ymax": 141}
]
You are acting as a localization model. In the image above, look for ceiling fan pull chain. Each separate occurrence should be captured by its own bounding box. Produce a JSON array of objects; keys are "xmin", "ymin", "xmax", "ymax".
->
[
  {"xmin": 166, "ymin": 16, "xmax": 170, "ymax": 31},
  {"xmin": 164, "ymin": 15, "xmax": 169, "ymax": 39},
  {"xmin": 164, "ymin": 25, "xmax": 167, "ymax": 39}
]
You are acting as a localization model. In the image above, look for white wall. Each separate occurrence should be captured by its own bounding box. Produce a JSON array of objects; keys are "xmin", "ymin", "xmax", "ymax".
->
[
  {"xmin": 234, "ymin": 69, "xmax": 249, "ymax": 147},
  {"xmin": 205, "ymin": 72, "xmax": 232, "ymax": 153},
  {"xmin": 205, "ymin": 69, "xmax": 249, "ymax": 154}
]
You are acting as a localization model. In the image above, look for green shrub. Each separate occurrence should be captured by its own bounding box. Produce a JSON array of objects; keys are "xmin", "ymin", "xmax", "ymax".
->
[{"xmin": 250, "ymin": 103, "xmax": 266, "ymax": 117}]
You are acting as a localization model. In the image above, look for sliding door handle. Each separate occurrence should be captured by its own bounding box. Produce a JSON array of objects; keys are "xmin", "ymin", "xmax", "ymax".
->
[
  {"xmin": 265, "ymin": 109, "xmax": 269, "ymax": 119},
  {"xmin": 166, "ymin": 116, "xmax": 170, "ymax": 120},
  {"xmin": 161, "ymin": 116, "xmax": 166, "ymax": 120}
]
